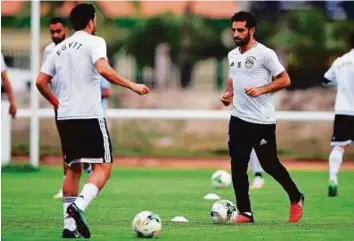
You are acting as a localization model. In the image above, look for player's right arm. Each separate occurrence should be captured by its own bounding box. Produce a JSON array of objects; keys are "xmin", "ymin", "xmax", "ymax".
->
[
  {"xmin": 36, "ymin": 53, "xmax": 59, "ymax": 109},
  {"xmin": 220, "ymin": 77, "xmax": 233, "ymax": 106},
  {"xmin": 92, "ymin": 38, "xmax": 149, "ymax": 96},
  {"xmin": 1, "ymin": 71, "xmax": 17, "ymax": 118},
  {"xmin": 1, "ymin": 53, "xmax": 17, "ymax": 118}
]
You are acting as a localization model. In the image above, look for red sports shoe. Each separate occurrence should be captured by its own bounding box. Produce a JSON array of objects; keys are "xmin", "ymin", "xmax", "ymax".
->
[
  {"xmin": 235, "ymin": 212, "xmax": 254, "ymax": 223},
  {"xmin": 289, "ymin": 194, "xmax": 304, "ymax": 223}
]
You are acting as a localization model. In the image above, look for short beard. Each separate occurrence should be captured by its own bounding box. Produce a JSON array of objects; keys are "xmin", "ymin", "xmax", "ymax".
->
[
  {"xmin": 53, "ymin": 35, "xmax": 66, "ymax": 45},
  {"xmin": 234, "ymin": 34, "xmax": 250, "ymax": 47}
]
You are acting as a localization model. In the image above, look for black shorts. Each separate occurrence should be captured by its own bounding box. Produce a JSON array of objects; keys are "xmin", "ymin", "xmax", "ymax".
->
[
  {"xmin": 56, "ymin": 117, "xmax": 113, "ymax": 166},
  {"xmin": 331, "ymin": 115, "xmax": 354, "ymax": 146}
]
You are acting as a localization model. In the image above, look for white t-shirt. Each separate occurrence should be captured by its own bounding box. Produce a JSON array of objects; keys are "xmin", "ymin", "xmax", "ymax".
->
[
  {"xmin": 40, "ymin": 31, "xmax": 108, "ymax": 120},
  {"xmin": 42, "ymin": 43, "xmax": 57, "ymax": 88},
  {"xmin": 228, "ymin": 43, "xmax": 285, "ymax": 124},
  {"xmin": 42, "ymin": 42, "xmax": 56, "ymax": 64},
  {"xmin": 1, "ymin": 52, "xmax": 7, "ymax": 73},
  {"xmin": 324, "ymin": 49, "xmax": 354, "ymax": 116}
]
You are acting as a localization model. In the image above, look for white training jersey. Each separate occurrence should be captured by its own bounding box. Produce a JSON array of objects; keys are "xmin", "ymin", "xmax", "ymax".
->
[
  {"xmin": 42, "ymin": 42, "xmax": 58, "ymax": 91},
  {"xmin": 1, "ymin": 52, "xmax": 7, "ymax": 73},
  {"xmin": 228, "ymin": 42, "xmax": 285, "ymax": 124},
  {"xmin": 40, "ymin": 31, "xmax": 107, "ymax": 120},
  {"xmin": 42, "ymin": 42, "xmax": 55, "ymax": 63},
  {"xmin": 324, "ymin": 49, "xmax": 354, "ymax": 116}
]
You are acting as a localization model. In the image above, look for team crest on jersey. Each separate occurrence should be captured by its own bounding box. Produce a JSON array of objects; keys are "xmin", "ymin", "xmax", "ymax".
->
[{"xmin": 245, "ymin": 56, "xmax": 256, "ymax": 68}]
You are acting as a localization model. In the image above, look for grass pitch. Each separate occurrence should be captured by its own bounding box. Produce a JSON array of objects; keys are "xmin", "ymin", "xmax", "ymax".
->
[{"xmin": 2, "ymin": 167, "xmax": 354, "ymax": 240}]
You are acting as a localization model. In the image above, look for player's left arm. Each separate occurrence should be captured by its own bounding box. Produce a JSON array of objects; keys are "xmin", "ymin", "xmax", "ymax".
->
[{"xmin": 245, "ymin": 50, "xmax": 290, "ymax": 97}]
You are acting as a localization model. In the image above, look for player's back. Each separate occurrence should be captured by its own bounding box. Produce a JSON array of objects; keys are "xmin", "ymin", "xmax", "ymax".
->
[
  {"xmin": 50, "ymin": 31, "xmax": 105, "ymax": 120},
  {"xmin": 325, "ymin": 50, "xmax": 354, "ymax": 115},
  {"xmin": 336, "ymin": 50, "xmax": 354, "ymax": 85}
]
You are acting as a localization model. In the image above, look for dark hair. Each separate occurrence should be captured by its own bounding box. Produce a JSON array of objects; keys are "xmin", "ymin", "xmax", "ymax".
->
[
  {"xmin": 230, "ymin": 11, "xmax": 256, "ymax": 29},
  {"xmin": 49, "ymin": 17, "xmax": 66, "ymax": 26},
  {"xmin": 350, "ymin": 32, "xmax": 354, "ymax": 49},
  {"xmin": 69, "ymin": 3, "xmax": 95, "ymax": 31}
]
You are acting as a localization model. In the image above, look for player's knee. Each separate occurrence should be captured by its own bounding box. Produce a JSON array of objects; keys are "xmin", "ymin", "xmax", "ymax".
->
[
  {"xmin": 329, "ymin": 146, "xmax": 344, "ymax": 163},
  {"xmin": 67, "ymin": 163, "xmax": 82, "ymax": 177}
]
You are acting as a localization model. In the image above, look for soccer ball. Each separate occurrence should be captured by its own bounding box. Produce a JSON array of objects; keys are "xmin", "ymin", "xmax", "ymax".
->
[
  {"xmin": 210, "ymin": 199, "xmax": 237, "ymax": 224},
  {"xmin": 132, "ymin": 211, "xmax": 162, "ymax": 238},
  {"xmin": 211, "ymin": 170, "xmax": 232, "ymax": 188}
]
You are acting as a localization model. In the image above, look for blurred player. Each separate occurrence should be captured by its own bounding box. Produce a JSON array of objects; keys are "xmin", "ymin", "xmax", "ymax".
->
[
  {"xmin": 222, "ymin": 78, "xmax": 265, "ymax": 190},
  {"xmin": 42, "ymin": 17, "xmax": 70, "ymax": 199},
  {"xmin": 44, "ymin": 18, "xmax": 110, "ymax": 199},
  {"xmin": 323, "ymin": 32, "xmax": 354, "ymax": 197},
  {"xmin": 1, "ymin": 52, "xmax": 17, "ymax": 165},
  {"xmin": 36, "ymin": 4, "xmax": 149, "ymax": 238},
  {"xmin": 220, "ymin": 11, "xmax": 304, "ymax": 223},
  {"xmin": 249, "ymin": 149, "xmax": 264, "ymax": 190}
]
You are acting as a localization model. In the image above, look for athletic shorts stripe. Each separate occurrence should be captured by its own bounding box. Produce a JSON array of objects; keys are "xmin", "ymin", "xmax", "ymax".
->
[{"xmin": 98, "ymin": 117, "xmax": 111, "ymax": 162}]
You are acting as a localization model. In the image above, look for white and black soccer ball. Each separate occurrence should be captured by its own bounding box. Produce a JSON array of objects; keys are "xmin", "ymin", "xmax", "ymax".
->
[
  {"xmin": 210, "ymin": 199, "xmax": 237, "ymax": 224},
  {"xmin": 211, "ymin": 170, "xmax": 232, "ymax": 189},
  {"xmin": 132, "ymin": 211, "xmax": 162, "ymax": 238}
]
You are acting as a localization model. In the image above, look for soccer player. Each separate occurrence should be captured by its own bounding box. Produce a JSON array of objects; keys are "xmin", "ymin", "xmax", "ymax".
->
[
  {"xmin": 42, "ymin": 17, "xmax": 71, "ymax": 199},
  {"xmin": 36, "ymin": 3, "xmax": 149, "ymax": 238},
  {"xmin": 1, "ymin": 52, "xmax": 17, "ymax": 118},
  {"xmin": 43, "ymin": 18, "xmax": 108, "ymax": 199},
  {"xmin": 323, "ymin": 32, "xmax": 354, "ymax": 197},
  {"xmin": 220, "ymin": 11, "xmax": 304, "ymax": 223},
  {"xmin": 223, "ymin": 78, "xmax": 265, "ymax": 190}
]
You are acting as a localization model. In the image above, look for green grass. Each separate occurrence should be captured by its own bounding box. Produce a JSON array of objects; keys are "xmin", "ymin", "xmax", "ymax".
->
[{"xmin": 2, "ymin": 167, "xmax": 354, "ymax": 240}]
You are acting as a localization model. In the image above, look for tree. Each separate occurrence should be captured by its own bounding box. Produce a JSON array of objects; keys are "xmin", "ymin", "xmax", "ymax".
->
[
  {"xmin": 268, "ymin": 9, "xmax": 351, "ymax": 89},
  {"xmin": 120, "ymin": 11, "xmax": 232, "ymax": 88}
]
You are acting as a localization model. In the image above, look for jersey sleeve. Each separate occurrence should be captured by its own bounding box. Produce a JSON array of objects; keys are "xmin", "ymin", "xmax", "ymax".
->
[
  {"xmin": 42, "ymin": 48, "xmax": 50, "ymax": 64},
  {"xmin": 40, "ymin": 52, "xmax": 55, "ymax": 77},
  {"xmin": 1, "ymin": 53, "xmax": 7, "ymax": 73},
  {"xmin": 91, "ymin": 38, "xmax": 108, "ymax": 64},
  {"xmin": 323, "ymin": 58, "xmax": 340, "ymax": 86},
  {"xmin": 263, "ymin": 49, "xmax": 285, "ymax": 77}
]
